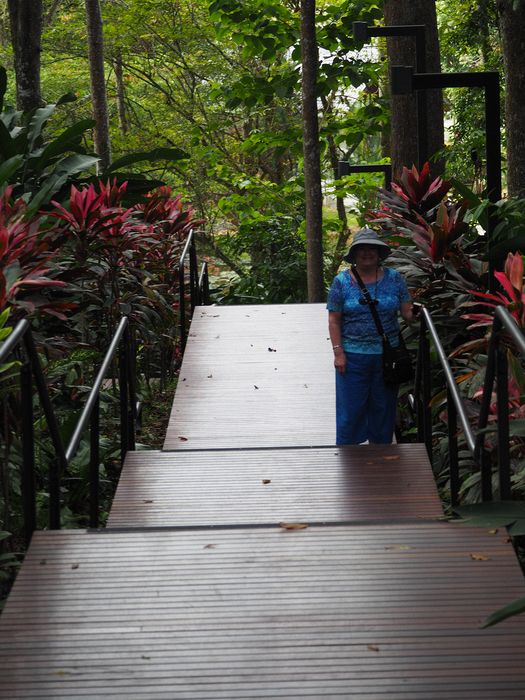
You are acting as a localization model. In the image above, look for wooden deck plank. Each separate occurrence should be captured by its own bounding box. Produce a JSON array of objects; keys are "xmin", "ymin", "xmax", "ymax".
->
[
  {"xmin": 1, "ymin": 524, "xmax": 525, "ymax": 698},
  {"xmin": 108, "ymin": 444, "xmax": 442, "ymax": 527},
  {"xmin": 164, "ymin": 304, "xmax": 336, "ymax": 449}
]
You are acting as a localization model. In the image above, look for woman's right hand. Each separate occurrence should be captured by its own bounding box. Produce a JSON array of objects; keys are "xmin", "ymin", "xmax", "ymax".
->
[{"xmin": 334, "ymin": 349, "xmax": 346, "ymax": 374}]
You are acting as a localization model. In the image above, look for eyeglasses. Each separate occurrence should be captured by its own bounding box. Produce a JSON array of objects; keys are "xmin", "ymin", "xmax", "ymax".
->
[{"xmin": 359, "ymin": 297, "xmax": 379, "ymax": 305}]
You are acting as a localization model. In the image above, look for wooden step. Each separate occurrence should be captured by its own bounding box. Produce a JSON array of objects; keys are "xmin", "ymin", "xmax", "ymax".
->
[
  {"xmin": 108, "ymin": 444, "xmax": 443, "ymax": 528},
  {"xmin": 1, "ymin": 524, "xmax": 524, "ymax": 698}
]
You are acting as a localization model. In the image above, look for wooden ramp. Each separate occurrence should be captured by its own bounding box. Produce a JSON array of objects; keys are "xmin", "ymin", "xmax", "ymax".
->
[
  {"xmin": 108, "ymin": 444, "xmax": 443, "ymax": 528},
  {"xmin": 1, "ymin": 302, "xmax": 525, "ymax": 698},
  {"xmin": 164, "ymin": 304, "xmax": 335, "ymax": 449},
  {"xmin": 1, "ymin": 525, "xmax": 525, "ymax": 699}
]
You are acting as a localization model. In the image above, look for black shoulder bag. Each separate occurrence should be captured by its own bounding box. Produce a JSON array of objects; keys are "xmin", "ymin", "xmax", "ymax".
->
[{"xmin": 352, "ymin": 265, "xmax": 413, "ymax": 386}]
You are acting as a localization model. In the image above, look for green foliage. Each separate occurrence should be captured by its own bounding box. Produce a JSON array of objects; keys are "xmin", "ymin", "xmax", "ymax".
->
[
  {"xmin": 483, "ymin": 595, "xmax": 525, "ymax": 628},
  {"xmin": 454, "ymin": 501, "xmax": 525, "ymax": 536},
  {"xmin": 214, "ymin": 214, "xmax": 307, "ymax": 304},
  {"xmin": 0, "ymin": 74, "xmax": 99, "ymax": 214}
]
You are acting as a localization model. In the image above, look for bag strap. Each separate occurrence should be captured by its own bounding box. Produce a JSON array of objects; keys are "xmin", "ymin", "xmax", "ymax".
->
[{"xmin": 351, "ymin": 265, "xmax": 390, "ymax": 345}]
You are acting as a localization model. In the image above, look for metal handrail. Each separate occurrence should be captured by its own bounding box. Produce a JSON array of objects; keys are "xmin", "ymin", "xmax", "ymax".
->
[
  {"xmin": 0, "ymin": 316, "xmax": 136, "ymax": 535},
  {"xmin": 179, "ymin": 229, "xmax": 209, "ymax": 351},
  {"xmin": 415, "ymin": 305, "xmax": 525, "ymax": 505},
  {"xmin": 65, "ymin": 317, "xmax": 130, "ymax": 462},
  {"xmin": 179, "ymin": 229, "xmax": 195, "ymax": 351}
]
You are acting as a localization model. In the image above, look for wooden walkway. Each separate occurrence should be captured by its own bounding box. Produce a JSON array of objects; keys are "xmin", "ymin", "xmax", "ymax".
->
[
  {"xmin": 1, "ymin": 303, "xmax": 525, "ymax": 698},
  {"xmin": 164, "ymin": 304, "xmax": 334, "ymax": 449}
]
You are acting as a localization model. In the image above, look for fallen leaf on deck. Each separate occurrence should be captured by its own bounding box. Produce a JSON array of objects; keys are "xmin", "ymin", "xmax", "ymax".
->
[
  {"xmin": 488, "ymin": 529, "xmax": 498, "ymax": 535},
  {"xmin": 71, "ymin": 563, "xmax": 79, "ymax": 570},
  {"xmin": 207, "ymin": 374, "xmax": 213, "ymax": 378},
  {"xmin": 268, "ymin": 347, "xmax": 277, "ymax": 352},
  {"xmin": 366, "ymin": 461, "xmax": 375, "ymax": 465},
  {"xmin": 204, "ymin": 544, "xmax": 217, "ymax": 549},
  {"xmin": 179, "ymin": 436, "xmax": 188, "ymax": 441},
  {"xmin": 385, "ymin": 545, "xmax": 412, "ymax": 551},
  {"xmin": 279, "ymin": 522, "xmax": 308, "ymax": 530},
  {"xmin": 143, "ymin": 500, "xmax": 154, "ymax": 504},
  {"xmin": 141, "ymin": 655, "xmax": 151, "ymax": 660},
  {"xmin": 367, "ymin": 645, "xmax": 380, "ymax": 652},
  {"xmin": 262, "ymin": 479, "xmax": 271, "ymax": 485},
  {"xmin": 470, "ymin": 553, "xmax": 490, "ymax": 561},
  {"xmin": 254, "ymin": 385, "xmax": 259, "ymax": 389},
  {"xmin": 383, "ymin": 455, "xmax": 400, "ymax": 461},
  {"xmin": 304, "ymin": 384, "xmax": 308, "ymax": 388}
]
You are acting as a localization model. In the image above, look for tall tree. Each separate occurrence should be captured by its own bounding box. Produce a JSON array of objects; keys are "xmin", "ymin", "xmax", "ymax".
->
[
  {"xmin": 497, "ymin": 0, "xmax": 525, "ymax": 197},
  {"xmin": 384, "ymin": 0, "xmax": 444, "ymax": 176},
  {"xmin": 84, "ymin": 0, "xmax": 112, "ymax": 169},
  {"xmin": 7, "ymin": 0, "xmax": 43, "ymax": 111},
  {"xmin": 300, "ymin": 0, "xmax": 325, "ymax": 302}
]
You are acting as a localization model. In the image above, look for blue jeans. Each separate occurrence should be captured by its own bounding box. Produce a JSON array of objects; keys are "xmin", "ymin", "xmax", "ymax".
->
[{"xmin": 335, "ymin": 352, "xmax": 398, "ymax": 444}]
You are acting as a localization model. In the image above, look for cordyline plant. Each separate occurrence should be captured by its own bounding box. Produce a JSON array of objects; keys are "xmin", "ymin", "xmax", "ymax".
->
[
  {"xmin": 370, "ymin": 162, "xmax": 473, "ymax": 264},
  {"xmin": 48, "ymin": 180, "xmax": 200, "ymax": 375},
  {"xmin": 133, "ymin": 186, "xmax": 203, "ymax": 376},
  {"xmin": 462, "ymin": 252, "xmax": 525, "ymax": 329},
  {"xmin": 0, "ymin": 187, "xmax": 68, "ymax": 318}
]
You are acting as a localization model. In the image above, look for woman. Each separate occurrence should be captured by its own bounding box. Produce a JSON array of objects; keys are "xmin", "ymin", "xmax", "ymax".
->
[{"xmin": 327, "ymin": 228, "xmax": 414, "ymax": 445}]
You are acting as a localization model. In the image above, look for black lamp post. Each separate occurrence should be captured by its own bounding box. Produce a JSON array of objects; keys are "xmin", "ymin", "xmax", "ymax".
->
[
  {"xmin": 391, "ymin": 66, "xmax": 501, "ymax": 287},
  {"xmin": 352, "ymin": 21, "xmax": 428, "ymax": 168},
  {"xmin": 337, "ymin": 162, "xmax": 392, "ymax": 191}
]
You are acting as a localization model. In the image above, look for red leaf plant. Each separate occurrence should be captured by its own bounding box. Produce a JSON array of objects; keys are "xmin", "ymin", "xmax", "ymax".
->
[
  {"xmin": 0, "ymin": 187, "xmax": 68, "ymax": 318},
  {"xmin": 462, "ymin": 252, "xmax": 525, "ymax": 329},
  {"xmin": 370, "ymin": 162, "xmax": 452, "ymax": 228},
  {"xmin": 369, "ymin": 163, "xmax": 472, "ymax": 267}
]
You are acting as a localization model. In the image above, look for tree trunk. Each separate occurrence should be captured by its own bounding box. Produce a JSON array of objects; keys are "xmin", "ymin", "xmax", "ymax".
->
[
  {"xmin": 7, "ymin": 0, "xmax": 43, "ymax": 112},
  {"xmin": 300, "ymin": 0, "xmax": 325, "ymax": 303},
  {"xmin": 497, "ymin": 0, "xmax": 525, "ymax": 197},
  {"xmin": 84, "ymin": 0, "xmax": 112, "ymax": 170},
  {"xmin": 384, "ymin": 0, "xmax": 444, "ymax": 177},
  {"xmin": 114, "ymin": 50, "xmax": 129, "ymax": 135}
]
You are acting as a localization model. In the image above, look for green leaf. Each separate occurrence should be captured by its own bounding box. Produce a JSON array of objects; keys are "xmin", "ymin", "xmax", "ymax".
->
[
  {"xmin": 454, "ymin": 501, "xmax": 525, "ymax": 530},
  {"xmin": 26, "ymin": 104, "xmax": 58, "ymax": 152},
  {"xmin": 105, "ymin": 147, "xmax": 188, "ymax": 174},
  {"xmin": 482, "ymin": 596, "xmax": 525, "ymax": 628},
  {"xmin": 54, "ymin": 154, "xmax": 99, "ymax": 176},
  {"xmin": 0, "ymin": 119, "xmax": 17, "ymax": 159},
  {"xmin": 0, "ymin": 154, "xmax": 24, "ymax": 187},
  {"xmin": 56, "ymin": 92, "xmax": 78, "ymax": 106},
  {"xmin": 33, "ymin": 119, "xmax": 95, "ymax": 173}
]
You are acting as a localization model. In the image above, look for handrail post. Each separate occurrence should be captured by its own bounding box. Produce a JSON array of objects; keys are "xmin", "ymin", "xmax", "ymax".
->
[
  {"xmin": 190, "ymin": 233, "xmax": 199, "ymax": 309},
  {"xmin": 127, "ymin": 325, "xmax": 137, "ymax": 452},
  {"xmin": 420, "ymin": 318, "xmax": 432, "ymax": 462},
  {"xmin": 119, "ymin": 333, "xmax": 129, "ymax": 466},
  {"xmin": 22, "ymin": 327, "xmax": 66, "ymax": 530},
  {"xmin": 179, "ymin": 230, "xmax": 192, "ymax": 351},
  {"xmin": 48, "ymin": 457, "xmax": 61, "ymax": 529},
  {"xmin": 20, "ymin": 361, "xmax": 37, "ymax": 540},
  {"xmin": 447, "ymin": 386, "xmax": 460, "ymax": 507},
  {"xmin": 480, "ymin": 447, "xmax": 493, "ymax": 502},
  {"xmin": 496, "ymin": 328, "xmax": 511, "ymax": 500},
  {"xmin": 89, "ymin": 395, "xmax": 100, "ymax": 528}
]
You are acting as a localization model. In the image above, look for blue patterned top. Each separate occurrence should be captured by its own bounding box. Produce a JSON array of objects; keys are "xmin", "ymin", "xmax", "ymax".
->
[{"xmin": 326, "ymin": 267, "xmax": 411, "ymax": 354}]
